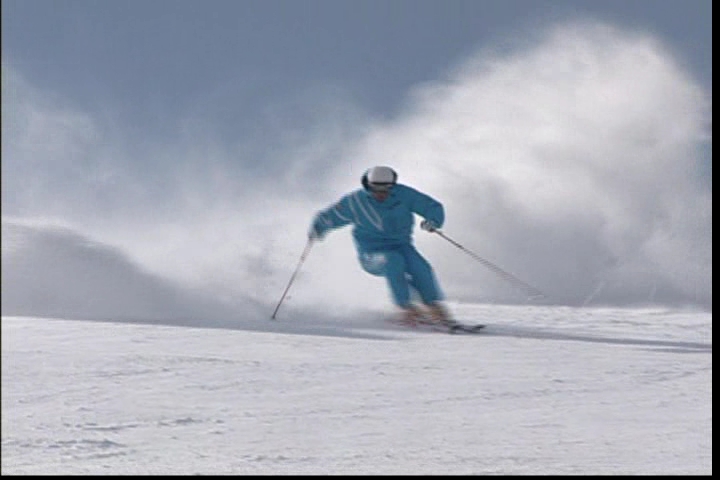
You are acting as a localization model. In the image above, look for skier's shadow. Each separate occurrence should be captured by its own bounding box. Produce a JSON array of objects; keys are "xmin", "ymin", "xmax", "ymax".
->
[
  {"xmin": 246, "ymin": 311, "xmax": 713, "ymax": 349},
  {"xmin": 480, "ymin": 324, "xmax": 712, "ymax": 353}
]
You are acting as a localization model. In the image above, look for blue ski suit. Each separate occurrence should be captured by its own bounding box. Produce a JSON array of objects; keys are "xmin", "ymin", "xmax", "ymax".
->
[{"xmin": 310, "ymin": 184, "xmax": 445, "ymax": 308}]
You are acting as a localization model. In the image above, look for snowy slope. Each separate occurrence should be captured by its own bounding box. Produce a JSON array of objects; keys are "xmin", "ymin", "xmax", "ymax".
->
[{"xmin": 2, "ymin": 304, "xmax": 711, "ymax": 475}]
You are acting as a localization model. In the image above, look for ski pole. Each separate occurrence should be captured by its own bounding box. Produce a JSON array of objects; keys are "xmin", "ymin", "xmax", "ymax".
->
[
  {"xmin": 271, "ymin": 238, "xmax": 314, "ymax": 320},
  {"xmin": 434, "ymin": 230, "xmax": 546, "ymax": 300}
]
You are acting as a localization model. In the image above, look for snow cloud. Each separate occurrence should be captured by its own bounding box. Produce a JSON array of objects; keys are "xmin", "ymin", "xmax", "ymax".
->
[{"xmin": 2, "ymin": 21, "xmax": 711, "ymax": 322}]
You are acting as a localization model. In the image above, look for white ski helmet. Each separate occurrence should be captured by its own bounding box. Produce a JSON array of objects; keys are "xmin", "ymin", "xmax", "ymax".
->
[{"xmin": 362, "ymin": 166, "xmax": 398, "ymax": 191}]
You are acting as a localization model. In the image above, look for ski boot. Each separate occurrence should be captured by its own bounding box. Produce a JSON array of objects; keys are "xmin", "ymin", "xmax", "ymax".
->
[
  {"xmin": 398, "ymin": 304, "xmax": 424, "ymax": 327},
  {"xmin": 425, "ymin": 302, "xmax": 453, "ymax": 326}
]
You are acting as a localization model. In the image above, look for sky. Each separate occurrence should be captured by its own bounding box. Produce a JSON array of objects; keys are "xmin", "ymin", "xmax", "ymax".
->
[
  {"xmin": 1, "ymin": 305, "xmax": 712, "ymax": 474},
  {"xmin": 1, "ymin": 0, "xmax": 713, "ymax": 321}
]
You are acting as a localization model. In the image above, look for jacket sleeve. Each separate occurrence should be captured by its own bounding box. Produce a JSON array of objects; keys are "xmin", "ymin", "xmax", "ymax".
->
[
  {"xmin": 310, "ymin": 194, "xmax": 355, "ymax": 237},
  {"xmin": 405, "ymin": 186, "xmax": 445, "ymax": 228}
]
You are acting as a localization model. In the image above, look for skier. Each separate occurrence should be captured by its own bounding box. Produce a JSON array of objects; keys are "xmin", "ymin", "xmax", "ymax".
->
[{"xmin": 308, "ymin": 166, "xmax": 451, "ymax": 325}]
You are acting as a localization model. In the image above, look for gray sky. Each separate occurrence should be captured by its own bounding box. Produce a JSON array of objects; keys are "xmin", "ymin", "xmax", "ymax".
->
[
  {"xmin": 2, "ymin": 0, "xmax": 712, "ymax": 131},
  {"xmin": 1, "ymin": 0, "xmax": 713, "ymax": 312}
]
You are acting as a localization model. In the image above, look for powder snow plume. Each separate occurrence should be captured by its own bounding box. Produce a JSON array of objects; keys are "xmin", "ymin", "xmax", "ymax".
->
[{"xmin": 2, "ymin": 20, "xmax": 711, "ymax": 322}]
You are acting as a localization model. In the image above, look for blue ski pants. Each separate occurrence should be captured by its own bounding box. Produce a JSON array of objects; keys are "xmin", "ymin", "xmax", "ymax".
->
[{"xmin": 357, "ymin": 244, "xmax": 444, "ymax": 307}]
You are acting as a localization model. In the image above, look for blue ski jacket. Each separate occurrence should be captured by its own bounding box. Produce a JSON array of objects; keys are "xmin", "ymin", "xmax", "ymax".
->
[{"xmin": 311, "ymin": 184, "xmax": 444, "ymax": 252}]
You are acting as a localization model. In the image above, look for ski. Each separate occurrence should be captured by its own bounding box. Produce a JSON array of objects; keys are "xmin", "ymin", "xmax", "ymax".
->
[
  {"xmin": 446, "ymin": 321, "xmax": 486, "ymax": 334},
  {"xmin": 387, "ymin": 317, "xmax": 486, "ymax": 334}
]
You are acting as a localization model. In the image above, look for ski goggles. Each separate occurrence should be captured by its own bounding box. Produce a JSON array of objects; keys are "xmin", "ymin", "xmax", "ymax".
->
[{"xmin": 368, "ymin": 182, "xmax": 394, "ymax": 193}]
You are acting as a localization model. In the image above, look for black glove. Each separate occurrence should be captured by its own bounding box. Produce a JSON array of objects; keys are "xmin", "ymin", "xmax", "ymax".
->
[
  {"xmin": 420, "ymin": 219, "xmax": 439, "ymax": 232},
  {"xmin": 308, "ymin": 225, "xmax": 325, "ymax": 241}
]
